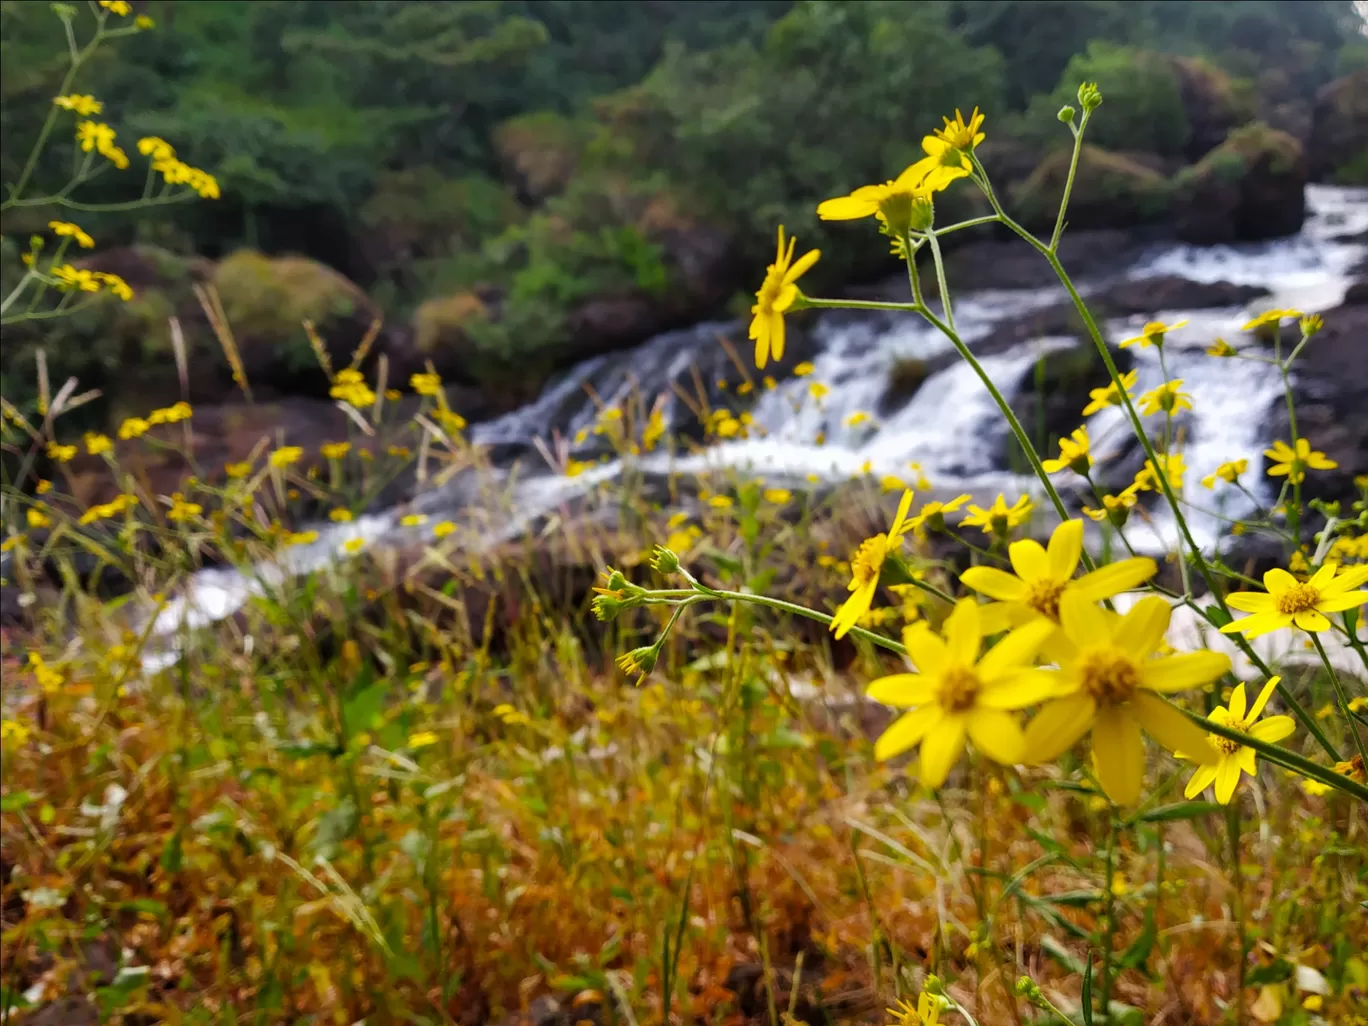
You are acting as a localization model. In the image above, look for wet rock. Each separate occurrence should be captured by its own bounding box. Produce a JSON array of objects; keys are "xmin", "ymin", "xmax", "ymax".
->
[
  {"xmin": 1173, "ymin": 123, "xmax": 1307, "ymax": 244},
  {"xmin": 1086, "ymin": 274, "xmax": 1269, "ymax": 315},
  {"xmin": 1344, "ymin": 280, "xmax": 1368, "ymax": 306},
  {"xmin": 879, "ymin": 356, "xmax": 931, "ymax": 413},
  {"xmin": 1007, "ymin": 340, "xmax": 1136, "ymax": 460},
  {"xmin": 1267, "ymin": 299, "xmax": 1368, "ymax": 508},
  {"xmin": 1308, "ymin": 70, "xmax": 1368, "ymax": 184}
]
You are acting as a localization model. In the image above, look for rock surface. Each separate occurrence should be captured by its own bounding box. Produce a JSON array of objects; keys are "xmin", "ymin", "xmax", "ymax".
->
[
  {"xmin": 1308, "ymin": 70, "xmax": 1368, "ymax": 184},
  {"xmin": 1173, "ymin": 123, "xmax": 1307, "ymax": 244}
]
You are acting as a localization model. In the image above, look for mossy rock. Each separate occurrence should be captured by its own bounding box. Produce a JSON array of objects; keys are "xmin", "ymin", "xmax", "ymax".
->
[
  {"xmin": 1173, "ymin": 122, "xmax": 1306, "ymax": 244},
  {"xmin": 494, "ymin": 111, "xmax": 590, "ymax": 203},
  {"xmin": 1309, "ymin": 70, "xmax": 1368, "ymax": 184},
  {"xmin": 879, "ymin": 356, "xmax": 930, "ymax": 414},
  {"xmin": 1167, "ymin": 55, "xmax": 1255, "ymax": 162},
  {"xmin": 212, "ymin": 250, "xmax": 379, "ymax": 382},
  {"xmin": 1008, "ymin": 341, "xmax": 1136, "ymax": 464},
  {"xmin": 1011, "ymin": 145, "xmax": 1172, "ymax": 233},
  {"xmin": 412, "ymin": 292, "xmax": 491, "ymax": 362}
]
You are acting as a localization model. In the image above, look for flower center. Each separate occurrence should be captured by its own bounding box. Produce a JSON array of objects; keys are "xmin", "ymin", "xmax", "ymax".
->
[
  {"xmin": 1026, "ymin": 578, "xmax": 1068, "ymax": 622},
  {"xmin": 850, "ymin": 534, "xmax": 892, "ymax": 588},
  {"xmin": 1077, "ymin": 646, "xmax": 1141, "ymax": 704},
  {"xmin": 939, "ymin": 665, "xmax": 982, "ymax": 714},
  {"xmin": 1211, "ymin": 731, "xmax": 1243, "ymax": 756},
  {"xmin": 756, "ymin": 268, "xmax": 784, "ymax": 310},
  {"xmin": 1274, "ymin": 582, "xmax": 1320, "ymax": 615}
]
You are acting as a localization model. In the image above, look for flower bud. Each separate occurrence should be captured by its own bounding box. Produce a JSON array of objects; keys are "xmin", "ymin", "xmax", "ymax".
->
[
  {"xmin": 591, "ymin": 593, "xmax": 623, "ymax": 621},
  {"xmin": 1078, "ymin": 81, "xmax": 1102, "ymax": 112},
  {"xmin": 1015, "ymin": 977, "xmax": 1047, "ymax": 1008},
  {"xmin": 616, "ymin": 646, "xmax": 658, "ymax": 679},
  {"xmin": 923, "ymin": 974, "xmax": 945, "ymax": 996},
  {"xmin": 603, "ymin": 568, "xmax": 628, "ymax": 592},
  {"xmin": 650, "ymin": 545, "xmax": 680, "ymax": 576},
  {"xmin": 1057, "ymin": 105, "xmax": 1077, "ymax": 124}
]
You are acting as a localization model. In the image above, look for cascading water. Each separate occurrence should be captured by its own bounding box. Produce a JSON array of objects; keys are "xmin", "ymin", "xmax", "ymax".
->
[{"xmin": 144, "ymin": 185, "xmax": 1367, "ymax": 659}]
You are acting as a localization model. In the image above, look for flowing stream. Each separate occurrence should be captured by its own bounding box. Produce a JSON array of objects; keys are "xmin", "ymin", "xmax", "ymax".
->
[{"xmin": 145, "ymin": 185, "xmax": 1367, "ymax": 667}]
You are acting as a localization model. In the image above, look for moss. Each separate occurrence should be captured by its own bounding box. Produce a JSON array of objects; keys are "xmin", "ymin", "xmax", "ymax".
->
[
  {"xmin": 1013, "ymin": 145, "xmax": 1172, "ymax": 230},
  {"xmin": 494, "ymin": 112, "xmax": 589, "ymax": 202},
  {"xmin": 1214, "ymin": 122, "xmax": 1302, "ymax": 176},
  {"xmin": 413, "ymin": 292, "xmax": 490, "ymax": 355}
]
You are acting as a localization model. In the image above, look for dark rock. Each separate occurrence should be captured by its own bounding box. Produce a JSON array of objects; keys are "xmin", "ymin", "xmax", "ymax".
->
[
  {"xmin": 1012, "ymin": 145, "xmax": 1173, "ymax": 234},
  {"xmin": 1169, "ymin": 56, "xmax": 1251, "ymax": 162},
  {"xmin": 879, "ymin": 356, "xmax": 931, "ymax": 413},
  {"xmin": 1344, "ymin": 280, "xmax": 1368, "ymax": 306},
  {"xmin": 1267, "ymin": 300, "xmax": 1368, "ymax": 507},
  {"xmin": 1173, "ymin": 123, "xmax": 1307, "ymax": 244},
  {"xmin": 1308, "ymin": 70, "xmax": 1368, "ymax": 184},
  {"xmin": 1008, "ymin": 341, "xmax": 1136, "ymax": 462},
  {"xmin": 1086, "ymin": 275, "xmax": 1269, "ymax": 315}
]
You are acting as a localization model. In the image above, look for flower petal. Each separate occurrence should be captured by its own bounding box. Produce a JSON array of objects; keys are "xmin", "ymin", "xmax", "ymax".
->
[
  {"xmin": 1072, "ymin": 557, "xmax": 1158, "ymax": 602},
  {"xmin": 1008, "ymin": 539, "xmax": 1049, "ymax": 582},
  {"xmin": 770, "ymin": 311, "xmax": 786, "ymax": 363},
  {"xmin": 943, "ymin": 599, "xmax": 981, "ymax": 666},
  {"xmin": 978, "ymin": 619, "xmax": 1054, "ymax": 680},
  {"xmin": 1092, "ymin": 705, "xmax": 1145, "ymax": 806},
  {"xmin": 1113, "ymin": 596, "xmax": 1172, "ymax": 658},
  {"xmin": 874, "ymin": 705, "xmax": 943, "ymax": 761},
  {"xmin": 1219, "ymin": 611, "xmax": 1291, "ymax": 638},
  {"xmin": 1185, "ymin": 762, "xmax": 1218, "ymax": 799},
  {"xmin": 919, "ymin": 715, "xmax": 968, "ymax": 788},
  {"xmin": 1059, "ymin": 590, "xmax": 1111, "ymax": 646},
  {"xmin": 904, "ymin": 623, "xmax": 948, "ymax": 676},
  {"xmin": 1263, "ymin": 568, "xmax": 1298, "ymax": 594},
  {"xmin": 1312, "ymin": 590, "xmax": 1368, "ymax": 613},
  {"xmin": 1225, "ymin": 592, "xmax": 1277, "ymax": 612},
  {"xmin": 1047, "ymin": 519, "xmax": 1084, "ymax": 580},
  {"xmin": 1023, "ymin": 694, "xmax": 1097, "ymax": 762},
  {"xmin": 816, "ymin": 195, "xmax": 879, "ymax": 220},
  {"xmin": 1293, "ymin": 609, "xmax": 1331, "ymax": 632},
  {"xmin": 1131, "ymin": 692, "xmax": 1219, "ymax": 763},
  {"xmin": 1227, "ymin": 682, "xmax": 1248, "ymax": 722},
  {"xmin": 866, "ymin": 673, "xmax": 936, "ymax": 708},
  {"xmin": 960, "ymin": 566, "xmax": 1031, "ymax": 602},
  {"xmin": 1249, "ymin": 714, "xmax": 1295, "ymax": 744},
  {"xmin": 967, "ymin": 708, "xmax": 1025, "ymax": 765},
  {"xmin": 1323, "ymin": 566, "xmax": 1368, "ymax": 593},
  {"xmin": 1214, "ymin": 757, "xmax": 1243, "ymax": 804},
  {"xmin": 782, "ymin": 247, "xmax": 820, "ymax": 285},
  {"xmin": 1141, "ymin": 651, "xmax": 1231, "ymax": 693},
  {"xmin": 1308, "ymin": 562, "xmax": 1337, "ymax": 592},
  {"xmin": 979, "ymin": 668, "xmax": 1063, "ymax": 709}
]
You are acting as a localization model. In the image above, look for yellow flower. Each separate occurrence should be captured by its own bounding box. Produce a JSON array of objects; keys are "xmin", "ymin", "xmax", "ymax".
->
[
  {"xmin": 97, "ymin": 272, "xmax": 133, "ymax": 301},
  {"xmin": 407, "ymin": 731, "xmax": 439, "ymax": 750},
  {"xmin": 433, "ymin": 408, "xmax": 467, "ymax": 433},
  {"xmin": 1120, "ymin": 319, "xmax": 1187, "ymax": 349},
  {"xmin": 845, "ymin": 411, "xmax": 871, "ymax": 427},
  {"xmin": 46, "ymin": 441, "xmax": 77, "ymax": 462},
  {"xmin": 1138, "ymin": 380, "xmax": 1193, "ymax": 416},
  {"xmin": 886, "ymin": 990, "xmax": 941, "ymax": 1026},
  {"xmin": 28, "ymin": 652, "xmax": 65, "ymax": 693},
  {"xmin": 52, "ymin": 264, "xmax": 100, "ymax": 292},
  {"xmin": 36, "ymin": 479, "xmax": 52, "ymax": 495},
  {"xmin": 808, "ymin": 381, "xmax": 829, "ymax": 400},
  {"xmin": 75, "ymin": 120, "xmax": 128, "ymax": 168},
  {"xmin": 1264, "ymin": 438, "xmax": 1336, "ymax": 486},
  {"xmin": 1041, "ymin": 426, "xmax": 1092, "ymax": 474},
  {"xmin": 1024, "ymin": 593, "xmax": 1226, "ymax": 805},
  {"xmin": 1133, "ymin": 452, "xmax": 1186, "ymax": 492},
  {"xmin": 385, "ymin": 389, "xmax": 402, "ymax": 400},
  {"xmin": 793, "ymin": 361, "xmax": 815, "ymax": 377},
  {"xmin": 343, "ymin": 537, "xmax": 366, "ymax": 554},
  {"xmin": 643, "ymin": 408, "xmax": 666, "ymax": 451},
  {"xmin": 410, "ymin": 372, "xmax": 442, "ymax": 396},
  {"xmin": 283, "ymin": 530, "xmax": 319, "ymax": 546},
  {"xmin": 1082, "ymin": 487, "xmax": 1140, "ymax": 525},
  {"xmin": 1242, "ymin": 308, "xmax": 1302, "ymax": 331},
  {"xmin": 750, "ymin": 226, "xmax": 819, "ymax": 369},
  {"xmin": 1201, "ymin": 459, "xmax": 1248, "ymax": 489},
  {"xmin": 269, "ymin": 446, "xmax": 303, "ymax": 469},
  {"xmin": 961, "ymin": 519, "xmax": 1157, "ymax": 636},
  {"xmin": 564, "ymin": 458, "xmax": 594, "ymax": 477},
  {"xmin": 1082, "ymin": 369, "xmax": 1139, "ymax": 415},
  {"xmin": 933, "ymin": 106, "xmax": 986, "ymax": 151},
  {"xmin": 1, "ymin": 719, "xmax": 32, "ymax": 746},
  {"xmin": 401, "ymin": 514, "xmax": 428, "ymax": 527},
  {"xmin": 167, "ymin": 493, "xmax": 202, "ymax": 522},
  {"xmin": 135, "ymin": 15, "xmax": 155, "ymax": 29},
  {"xmin": 79, "ymin": 494, "xmax": 135, "ymax": 525},
  {"xmin": 1182, "ymin": 676, "xmax": 1295, "ymax": 803},
  {"xmin": 225, "ymin": 461, "xmax": 253, "ymax": 479},
  {"xmin": 138, "ymin": 137, "xmax": 175, "ymax": 160},
  {"xmin": 763, "ymin": 488, "xmax": 792, "ymax": 504},
  {"xmin": 1301, "ymin": 777, "xmax": 1332, "ymax": 797},
  {"xmin": 147, "ymin": 401, "xmax": 192, "ymax": 425},
  {"xmin": 26, "ymin": 508, "xmax": 51, "ymax": 528},
  {"xmin": 99, "ymin": 1, "xmax": 133, "ymax": 15},
  {"xmin": 1219, "ymin": 563, "xmax": 1368, "ymax": 638},
  {"xmin": 53, "ymin": 94, "xmax": 103, "ymax": 116},
  {"xmin": 867, "ymin": 600, "xmax": 1056, "ymax": 784},
  {"xmin": 1299, "ymin": 313, "xmax": 1323, "ymax": 336},
  {"xmin": 433, "ymin": 520, "xmax": 456, "ymax": 538},
  {"xmin": 907, "ymin": 494, "xmax": 970, "ymax": 539},
  {"xmin": 818, "ymin": 163, "xmax": 936, "ymax": 233},
  {"xmin": 321, "ymin": 441, "xmax": 352, "ymax": 460},
  {"xmin": 830, "ymin": 490, "xmax": 915, "ymax": 638},
  {"xmin": 707, "ymin": 494, "xmax": 734, "ymax": 509},
  {"xmin": 329, "ymin": 508, "xmax": 353, "ymax": 522},
  {"xmin": 1206, "ymin": 338, "xmax": 1237, "ymax": 357},
  {"xmin": 960, "ymin": 493, "xmax": 1033, "ymax": 537},
  {"xmin": 49, "ymin": 220, "xmax": 94, "ymax": 248}
]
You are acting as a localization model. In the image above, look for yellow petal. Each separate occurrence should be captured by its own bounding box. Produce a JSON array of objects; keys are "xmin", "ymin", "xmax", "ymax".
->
[
  {"xmin": 1247, "ymin": 675, "xmax": 1280, "ymax": 720},
  {"xmin": 904, "ymin": 623, "xmax": 948, "ymax": 676},
  {"xmin": 874, "ymin": 705, "xmax": 943, "ymax": 760},
  {"xmin": 919, "ymin": 715, "xmax": 967, "ymax": 788},
  {"xmin": 1092, "ymin": 706, "xmax": 1145, "ymax": 806},
  {"xmin": 1141, "ymin": 651, "xmax": 1231, "ymax": 693},
  {"xmin": 1072, "ymin": 556, "xmax": 1157, "ymax": 602},
  {"xmin": 1112, "ymin": 596, "xmax": 1171, "ymax": 658},
  {"xmin": 943, "ymin": 599, "xmax": 981, "ymax": 666},
  {"xmin": 966, "ymin": 708, "xmax": 1025, "ymax": 765},
  {"xmin": 1131, "ymin": 692, "xmax": 1219, "ymax": 763},
  {"xmin": 866, "ymin": 673, "xmax": 935, "ymax": 708},
  {"xmin": 1227, "ymin": 682, "xmax": 1248, "ymax": 721},
  {"xmin": 1219, "ymin": 611, "xmax": 1291, "ymax": 638},
  {"xmin": 816, "ymin": 194, "xmax": 879, "ymax": 220},
  {"xmin": 979, "ymin": 668, "xmax": 1062, "ymax": 709},
  {"xmin": 1225, "ymin": 591, "xmax": 1276, "ymax": 612},
  {"xmin": 1047, "ymin": 519, "xmax": 1084, "ymax": 579},
  {"xmin": 1249, "ymin": 715, "xmax": 1294, "ymax": 743},
  {"xmin": 977, "ymin": 619, "xmax": 1054, "ymax": 680},
  {"xmin": 960, "ymin": 567, "xmax": 1030, "ymax": 602},
  {"xmin": 1185, "ymin": 762, "xmax": 1219, "ymax": 799},
  {"xmin": 1293, "ymin": 609, "xmax": 1331, "ymax": 631},
  {"xmin": 770, "ymin": 311, "xmax": 786, "ymax": 364},
  {"xmin": 1313, "ymin": 590, "xmax": 1368, "ymax": 613},
  {"xmin": 1214, "ymin": 757, "xmax": 1243, "ymax": 804},
  {"xmin": 1023, "ymin": 694, "xmax": 1097, "ymax": 762},
  {"xmin": 1008, "ymin": 538, "xmax": 1049, "ymax": 582},
  {"xmin": 1308, "ymin": 562, "xmax": 1338, "ymax": 591},
  {"xmin": 782, "ymin": 247, "xmax": 820, "ymax": 285},
  {"xmin": 1059, "ymin": 590, "xmax": 1110, "ymax": 646},
  {"xmin": 1263, "ymin": 568, "xmax": 1298, "ymax": 594}
]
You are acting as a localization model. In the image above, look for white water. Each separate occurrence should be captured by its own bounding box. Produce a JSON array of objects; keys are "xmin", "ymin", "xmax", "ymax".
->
[{"xmin": 141, "ymin": 185, "xmax": 1367, "ymax": 664}]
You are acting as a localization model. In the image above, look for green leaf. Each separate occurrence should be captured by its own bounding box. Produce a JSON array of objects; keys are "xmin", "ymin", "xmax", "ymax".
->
[
  {"xmin": 342, "ymin": 679, "xmax": 388, "ymax": 737},
  {"xmin": 120, "ymin": 898, "xmax": 169, "ymax": 920},
  {"xmin": 1245, "ymin": 958, "xmax": 1294, "ymax": 986},
  {"xmin": 1131, "ymin": 801, "xmax": 1221, "ymax": 824},
  {"xmin": 1081, "ymin": 957, "xmax": 1094, "ymax": 1026},
  {"xmin": 160, "ymin": 829, "xmax": 183, "ymax": 873},
  {"xmin": 1, "ymin": 791, "xmax": 35, "ymax": 813},
  {"xmin": 1205, "ymin": 603, "xmax": 1232, "ymax": 628}
]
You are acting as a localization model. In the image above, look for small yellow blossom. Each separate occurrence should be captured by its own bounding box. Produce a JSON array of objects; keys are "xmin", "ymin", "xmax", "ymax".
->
[
  {"xmin": 1299, "ymin": 313, "xmax": 1323, "ymax": 336},
  {"xmin": 84, "ymin": 432, "xmax": 113, "ymax": 456},
  {"xmin": 343, "ymin": 537, "xmax": 366, "ymax": 554},
  {"xmin": 53, "ymin": 94, "xmax": 103, "ymax": 116},
  {"xmin": 1242, "ymin": 308, "xmax": 1302, "ymax": 331},
  {"xmin": 118, "ymin": 416, "xmax": 150, "ymax": 440},
  {"xmin": 1120, "ymin": 319, "xmax": 1187, "ymax": 349},
  {"xmin": 283, "ymin": 530, "xmax": 320, "ymax": 546},
  {"xmin": 1041, "ymin": 426, "xmax": 1092, "ymax": 474},
  {"xmin": 97, "ymin": 272, "xmax": 133, "ymax": 301},
  {"xmin": 808, "ymin": 381, "xmax": 829, "ymax": 400},
  {"xmin": 49, "ymin": 220, "xmax": 95, "ymax": 248},
  {"xmin": 400, "ymin": 514, "xmax": 428, "ymax": 527},
  {"xmin": 407, "ymin": 731, "xmax": 439, "ymax": 749},
  {"xmin": 750, "ymin": 226, "xmax": 820, "ymax": 369},
  {"xmin": 269, "ymin": 446, "xmax": 303, "ymax": 469},
  {"xmin": 28, "ymin": 653, "xmax": 65, "ymax": 693},
  {"xmin": 75, "ymin": 120, "xmax": 128, "ymax": 168},
  {"xmin": 46, "ymin": 441, "xmax": 77, "ymax": 462},
  {"xmin": 1264, "ymin": 438, "xmax": 1336, "ymax": 485},
  {"xmin": 763, "ymin": 488, "xmax": 792, "ymax": 504},
  {"xmin": 818, "ymin": 163, "xmax": 937, "ymax": 234},
  {"xmin": 1083, "ymin": 486, "xmax": 1140, "ymax": 525},
  {"xmin": 1206, "ymin": 338, "xmax": 1237, "ymax": 357},
  {"xmin": 147, "ymin": 401, "xmax": 192, "ymax": 425},
  {"xmin": 1183, "ymin": 676, "xmax": 1295, "ymax": 803},
  {"xmin": 908, "ymin": 494, "xmax": 970, "ymax": 539},
  {"xmin": 410, "ymin": 372, "xmax": 442, "ymax": 396},
  {"xmin": 78, "ymin": 494, "xmax": 136, "ymax": 525},
  {"xmin": 433, "ymin": 520, "xmax": 456, "ymax": 538},
  {"xmin": 1082, "ymin": 369, "xmax": 1139, "ymax": 415},
  {"xmin": 35, "ymin": 479, "xmax": 53, "ymax": 495},
  {"xmin": 166, "ymin": 493, "xmax": 202, "ymax": 522},
  {"xmin": 138, "ymin": 137, "xmax": 174, "ymax": 160},
  {"xmin": 321, "ymin": 441, "xmax": 352, "ymax": 459},
  {"xmin": 886, "ymin": 991, "xmax": 941, "ymax": 1026},
  {"xmin": 26, "ymin": 508, "xmax": 51, "ymax": 528},
  {"xmin": 1133, "ymin": 452, "xmax": 1186, "ymax": 492},
  {"xmin": 1201, "ymin": 459, "xmax": 1248, "ymax": 489},
  {"xmin": 961, "ymin": 493, "xmax": 1033, "ymax": 537},
  {"xmin": 845, "ymin": 411, "xmax": 871, "ymax": 427},
  {"xmin": 329, "ymin": 508, "xmax": 354, "ymax": 522},
  {"xmin": 225, "ymin": 461, "xmax": 253, "ymax": 479},
  {"xmin": 99, "ymin": 0, "xmax": 133, "ymax": 15},
  {"xmin": 793, "ymin": 361, "xmax": 815, "ymax": 377},
  {"xmin": 708, "ymin": 495, "xmax": 734, "ymax": 509},
  {"xmin": 1138, "ymin": 380, "xmax": 1193, "ymax": 416},
  {"xmin": 387, "ymin": 445, "xmax": 411, "ymax": 458},
  {"xmin": 1220, "ymin": 563, "xmax": 1368, "ymax": 638},
  {"xmin": 831, "ymin": 490, "xmax": 915, "ymax": 638},
  {"xmin": 564, "ymin": 459, "xmax": 594, "ymax": 477},
  {"xmin": 1, "ymin": 720, "xmax": 32, "ymax": 746},
  {"xmin": 135, "ymin": 14, "xmax": 154, "ymax": 29},
  {"xmin": 52, "ymin": 264, "xmax": 100, "ymax": 292}
]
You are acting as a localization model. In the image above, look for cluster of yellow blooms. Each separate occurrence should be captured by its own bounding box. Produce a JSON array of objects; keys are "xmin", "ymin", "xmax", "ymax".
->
[
  {"xmin": 76, "ymin": 119, "xmax": 128, "ymax": 169},
  {"xmin": 330, "ymin": 369, "xmax": 376, "ymax": 408},
  {"xmin": 50, "ymin": 263, "xmax": 134, "ymax": 301},
  {"xmin": 137, "ymin": 137, "xmax": 221, "ymax": 199}
]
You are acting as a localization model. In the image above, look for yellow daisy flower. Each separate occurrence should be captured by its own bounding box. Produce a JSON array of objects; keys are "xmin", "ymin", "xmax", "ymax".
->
[
  {"xmin": 1206, "ymin": 338, "xmax": 1237, "ymax": 357},
  {"xmin": 1082, "ymin": 369, "xmax": 1139, "ymax": 416},
  {"xmin": 830, "ymin": 489, "xmax": 915, "ymax": 638},
  {"xmin": 49, "ymin": 220, "xmax": 95, "ymax": 248},
  {"xmin": 960, "ymin": 493, "xmax": 1033, "ymax": 537},
  {"xmin": 1242, "ymin": 308, "xmax": 1302, "ymax": 331},
  {"xmin": 886, "ymin": 990, "xmax": 941, "ymax": 1026},
  {"xmin": 907, "ymin": 494, "xmax": 971, "ymax": 539},
  {"xmin": 1201, "ymin": 459, "xmax": 1247, "ymax": 489},
  {"xmin": 268, "ymin": 446, "xmax": 303, "ymax": 469},
  {"xmin": 1183, "ymin": 676, "xmax": 1295, "ymax": 803},
  {"xmin": 960, "ymin": 519, "xmax": 1156, "ymax": 636},
  {"xmin": 1082, "ymin": 487, "xmax": 1140, "ymax": 526},
  {"xmin": 867, "ymin": 600, "xmax": 1057, "ymax": 783},
  {"xmin": 1120, "ymin": 319, "xmax": 1187, "ymax": 349},
  {"xmin": 1024, "ymin": 593, "xmax": 1226, "ymax": 805},
  {"xmin": 1041, "ymin": 426, "xmax": 1091, "ymax": 474},
  {"xmin": 1263, "ymin": 438, "xmax": 1337, "ymax": 485},
  {"xmin": 750, "ymin": 226, "xmax": 819, "ymax": 369},
  {"xmin": 1137, "ymin": 380, "xmax": 1193, "ymax": 416},
  {"xmin": 1219, "ymin": 563, "xmax": 1368, "ymax": 637}
]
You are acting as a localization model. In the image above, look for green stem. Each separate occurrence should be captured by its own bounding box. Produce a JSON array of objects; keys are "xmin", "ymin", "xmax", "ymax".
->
[
  {"xmin": 1049, "ymin": 118, "xmax": 1087, "ymax": 252},
  {"xmin": 1171, "ymin": 697, "xmax": 1366, "ymax": 802},
  {"xmin": 797, "ymin": 296, "xmax": 919, "ymax": 312},
  {"xmin": 698, "ymin": 587, "xmax": 907, "ymax": 656},
  {"xmin": 1314, "ymin": 633, "xmax": 1368, "ymax": 771},
  {"xmin": 925, "ymin": 228, "xmax": 956, "ymax": 333},
  {"xmin": 1226, "ymin": 801, "xmax": 1247, "ymax": 1024},
  {"xmin": 1098, "ymin": 810, "xmax": 1117, "ymax": 1019},
  {"xmin": 1277, "ymin": 350, "xmax": 1303, "ymax": 545}
]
